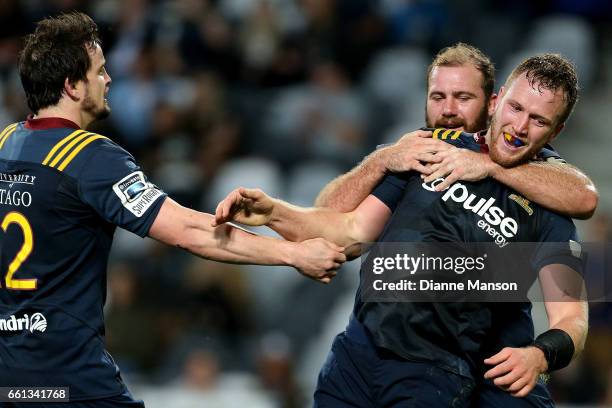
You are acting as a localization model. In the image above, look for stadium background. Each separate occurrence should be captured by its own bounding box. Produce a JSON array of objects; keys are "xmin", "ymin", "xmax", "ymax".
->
[{"xmin": 1, "ymin": 0, "xmax": 611, "ymax": 406}]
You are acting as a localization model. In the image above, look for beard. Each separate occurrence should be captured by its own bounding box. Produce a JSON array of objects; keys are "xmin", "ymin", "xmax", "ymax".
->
[
  {"xmin": 82, "ymin": 91, "xmax": 111, "ymax": 121},
  {"xmin": 487, "ymin": 115, "xmax": 548, "ymax": 168},
  {"xmin": 425, "ymin": 104, "xmax": 489, "ymax": 133}
]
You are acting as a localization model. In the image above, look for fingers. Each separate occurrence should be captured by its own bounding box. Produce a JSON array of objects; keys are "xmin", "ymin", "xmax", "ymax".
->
[
  {"xmin": 335, "ymin": 252, "xmax": 347, "ymax": 263},
  {"xmin": 320, "ymin": 239, "xmax": 346, "ymax": 259},
  {"xmin": 411, "ymin": 162, "xmax": 433, "ymax": 175},
  {"xmin": 484, "ymin": 359, "xmax": 513, "ymax": 380},
  {"xmin": 484, "ymin": 348, "xmax": 512, "ymax": 367},
  {"xmin": 222, "ymin": 191, "xmax": 241, "ymax": 219},
  {"xmin": 492, "ymin": 368, "xmax": 522, "ymax": 387},
  {"xmin": 239, "ymin": 187, "xmax": 263, "ymax": 200},
  {"xmin": 415, "ymin": 152, "xmax": 443, "ymax": 164},
  {"xmin": 416, "ymin": 130, "xmax": 433, "ymax": 138},
  {"xmin": 212, "ymin": 192, "xmax": 237, "ymax": 226},
  {"xmin": 422, "ymin": 163, "xmax": 451, "ymax": 183},
  {"xmin": 506, "ymin": 376, "xmax": 529, "ymax": 393},
  {"xmin": 316, "ymin": 270, "xmax": 339, "ymax": 284},
  {"xmin": 433, "ymin": 172, "xmax": 460, "ymax": 191},
  {"xmin": 212, "ymin": 202, "xmax": 223, "ymax": 227},
  {"xmin": 511, "ymin": 383, "xmax": 535, "ymax": 398}
]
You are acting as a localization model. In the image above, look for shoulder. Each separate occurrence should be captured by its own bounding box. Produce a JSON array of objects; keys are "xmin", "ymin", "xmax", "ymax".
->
[
  {"xmin": 537, "ymin": 206, "xmax": 577, "ymax": 241},
  {"xmin": 45, "ymin": 131, "xmax": 134, "ymax": 175},
  {"xmin": 430, "ymin": 128, "xmax": 481, "ymax": 152}
]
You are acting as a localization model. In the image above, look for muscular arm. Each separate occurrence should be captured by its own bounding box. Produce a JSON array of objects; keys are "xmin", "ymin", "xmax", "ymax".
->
[
  {"xmin": 271, "ymin": 194, "xmax": 391, "ymax": 249},
  {"xmin": 489, "ymin": 161, "xmax": 598, "ymax": 220},
  {"xmin": 149, "ymin": 198, "xmax": 301, "ymax": 264},
  {"xmin": 213, "ymin": 188, "xmax": 392, "ymax": 259},
  {"xmin": 539, "ymin": 264, "xmax": 589, "ymax": 358},
  {"xmin": 315, "ymin": 130, "xmax": 446, "ymax": 211},
  {"xmin": 424, "ymin": 149, "xmax": 599, "ymax": 219},
  {"xmin": 314, "ymin": 149, "xmax": 387, "ymax": 211},
  {"xmin": 148, "ymin": 198, "xmax": 346, "ymax": 280}
]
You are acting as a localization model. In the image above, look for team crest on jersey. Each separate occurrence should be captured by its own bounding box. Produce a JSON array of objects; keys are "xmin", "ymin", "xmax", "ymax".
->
[
  {"xmin": 112, "ymin": 171, "xmax": 163, "ymax": 217},
  {"xmin": 508, "ymin": 194, "xmax": 533, "ymax": 216}
]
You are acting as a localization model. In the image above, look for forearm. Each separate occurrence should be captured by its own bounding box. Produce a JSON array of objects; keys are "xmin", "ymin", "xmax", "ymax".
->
[
  {"xmin": 269, "ymin": 199, "xmax": 358, "ymax": 247},
  {"xmin": 548, "ymin": 304, "xmax": 589, "ymax": 359},
  {"xmin": 315, "ymin": 149, "xmax": 387, "ymax": 211},
  {"xmin": 489, "ymin": 161, "xmax": 598, "ymax": 219},
  {"xmin": 172, "ymin": 208, "xmax": 297, "ymax": 266}
]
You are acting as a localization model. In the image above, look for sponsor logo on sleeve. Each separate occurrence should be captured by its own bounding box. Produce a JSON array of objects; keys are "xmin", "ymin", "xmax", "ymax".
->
[{"xmin": 112, "ymin": 171, "xmax": 163, "ymax": 217}]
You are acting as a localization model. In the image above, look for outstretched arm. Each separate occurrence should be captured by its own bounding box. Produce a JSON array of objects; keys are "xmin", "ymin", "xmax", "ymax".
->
[
  {"xmin": 149, "ymin": 198, "xmax": 346, "ymax": 283},
  {"xmin": 213, "ymin": 188, "xmax": 391, "ymax": 253},
  {"xmin": 422, "ymin": 150, "xmax": 598, "ymax": 219},
  {"xmin": 315, "ymin": 130, "xmax": 450, "ymax": 211}
]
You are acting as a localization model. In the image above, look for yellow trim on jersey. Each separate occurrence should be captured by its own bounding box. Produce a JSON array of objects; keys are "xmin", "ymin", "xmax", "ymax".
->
[
  {"xmin": 432, "ymin": 128, "xmax": 443, "ymax": 139},
  {"xmin": 0, "ymin": 123, "xmax": 18, "ymax": 150},
  {"xmin": 42, "ymin": 129, "xmax": 87, "ymax": 165},
  {"xmin": 451, "ymin": 130, "xmax": 462, "ymax": 139},
  {"xmin": 47, "ymin": 131, "xmax": 95, "ymax": 168},
  {"xmin": 441, "ymin": 129, "xmax": 453, "ymax": 140},
  {"xmin": 56, "ymin": 134, "xmax": 107, "ymax": 171}
]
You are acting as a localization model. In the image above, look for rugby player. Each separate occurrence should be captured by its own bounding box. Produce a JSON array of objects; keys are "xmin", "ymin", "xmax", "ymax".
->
[
  {"xmin": 0, "ymin": 12, "xmax": 345, "ymax": 407},
  {"xmin": 214, "ymin": 54, "xmax": 589, "ymax": 407},
  {"xmin": 315, "ymin": 43, "xmax": 598, "ymax": 219}
]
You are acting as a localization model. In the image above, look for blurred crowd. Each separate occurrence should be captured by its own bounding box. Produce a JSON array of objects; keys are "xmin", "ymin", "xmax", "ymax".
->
[{"xmin": 1, "ymin": 0, "xmax": 612, "ymax": 406}]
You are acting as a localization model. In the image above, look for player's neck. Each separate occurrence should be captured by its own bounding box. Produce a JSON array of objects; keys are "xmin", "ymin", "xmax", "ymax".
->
[
  {"xmin": 35, "ymin": 105, "xmax": 91, "ymax": 130},
  {"xmin": 483, "ymin": 128, "xmax": 492, "ymax": 145}
]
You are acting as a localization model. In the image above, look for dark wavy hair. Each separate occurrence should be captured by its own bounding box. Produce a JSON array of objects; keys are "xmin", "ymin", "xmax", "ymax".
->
[
  {"xmin": 505, "ymin": 54, "xmax": 579, "ymax": 124},
  {"xmin": 18, "ymin": 12, "xmax": 100, "ymax": 114}
]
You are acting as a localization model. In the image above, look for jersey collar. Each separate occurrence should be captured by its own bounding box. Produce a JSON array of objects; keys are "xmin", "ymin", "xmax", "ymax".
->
[
  {"xmin": 25, "ymin": 116, "xmax": 81, "ymax": 130},
  {"xmin": 473, "ymin": 130, "xmax": 489, "ymax": 153}
]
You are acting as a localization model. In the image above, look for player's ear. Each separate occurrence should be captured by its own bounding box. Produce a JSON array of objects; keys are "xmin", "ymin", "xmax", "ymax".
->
[
  {"xmin": 63, "ymin": 78, "xmax": 81, "ymax": 101},
  {"xmin": 491, "ymin": 87, "xmax": 505, "ymax": 113},
  {"xmin": 487, "ymin": 92, "xmax": 498, "ymax": 117}
]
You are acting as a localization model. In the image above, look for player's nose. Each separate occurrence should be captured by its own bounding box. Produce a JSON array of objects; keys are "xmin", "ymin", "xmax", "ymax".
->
[
  {"xmin": 512, "ymin": 113, "xmax": 529, "ymax": 136},
  {"xmin": 442, "ymin": 98, "xmax": 458, "ymax": 116}
]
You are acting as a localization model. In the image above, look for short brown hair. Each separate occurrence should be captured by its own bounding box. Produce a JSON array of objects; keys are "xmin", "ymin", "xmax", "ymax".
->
[
  {"xmin": 427, "ymin": 42, "xmax": 495, "ymax": 100},
  {"xmin": 505, "ymin": 54, "xmax": 579, "ymax": 124},
  {"xmin": 19, "ymin": 12, "xmax": 100, "ymax": 114}
]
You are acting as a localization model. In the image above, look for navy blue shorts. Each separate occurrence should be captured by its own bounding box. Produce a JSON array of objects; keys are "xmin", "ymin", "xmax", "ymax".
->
[
  {"xmin": 314, "ymin": 317, "xmax": 555, "ymax": 408},
  {"xmin": 475, "ymin": 378, "xmax": 555, "ymax": 408},
  {"xmin": 2, "ymin": 388, "xmax": 145, "ymax": 408}
]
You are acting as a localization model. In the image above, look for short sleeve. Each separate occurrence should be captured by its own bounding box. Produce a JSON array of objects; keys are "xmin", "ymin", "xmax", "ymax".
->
[
  {"xmin": 531, "ymin": 213, "xmax": 583, "ymax": 274},
  {"xmin": 372, "ymin": 174, "xmax": 409, "ymax": 212},
  {"xmin": 77, "ymin": 140, "xmax": 167, "ymax": 237}
]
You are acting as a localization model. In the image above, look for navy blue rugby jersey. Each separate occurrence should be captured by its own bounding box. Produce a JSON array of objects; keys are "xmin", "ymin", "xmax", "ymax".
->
[
  {"xmin": 0, "ymin": 118, "xmax": 167, "ymax": 399},
  {"xmin": 355, "ymin": 128, "xmax": 581, "ymax": 378}
]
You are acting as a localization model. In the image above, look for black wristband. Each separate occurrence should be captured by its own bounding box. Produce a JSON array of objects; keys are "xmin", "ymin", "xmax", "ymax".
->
[{"xmin": 533, "ymin": 329, "xmax": 574, "ymax": 372}]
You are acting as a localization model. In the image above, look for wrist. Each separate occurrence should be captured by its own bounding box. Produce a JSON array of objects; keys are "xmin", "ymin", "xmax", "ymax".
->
[
  {"xmin": 529, "ymin": 346, "xmax": 549, "ymax": 373},
  {"xmin": 533, "ymin": 328, "xmax": 575, "ymax": 372},
  {"xmin": 268, "ymin": 198, "xmax": 283, "ymax": 228},
  {"xmin": 486, "ymin": 156, "xmax": 503, "ymax": 179},
  {"xmin": 280, "ymin": 240, "xmax": 298, "ymax": 267},
  {"xmin": 369, "ymin": 146, "xmax": 392, "ymax": 175}
]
